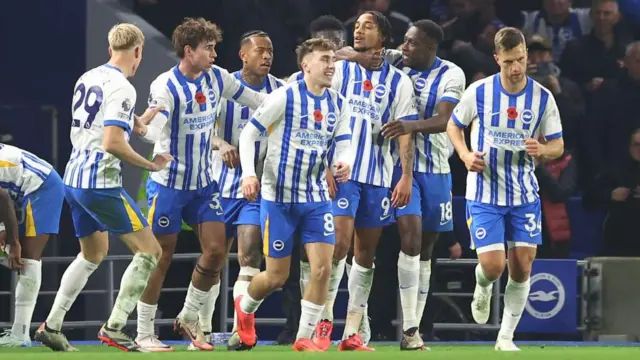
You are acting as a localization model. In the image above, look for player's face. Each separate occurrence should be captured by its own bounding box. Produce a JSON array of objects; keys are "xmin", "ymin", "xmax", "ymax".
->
[
  {"xmin": 401, "ymin": 26, "xmax": 434, "ymax": 68},
  {"xmin": 353, "ymin": 13, "xmax": 383, "ymax": 51},
  {"xmin": 242, "ymin": 36, "xmax": 274, "ymax": 77},
  {"xmin": 303, "ymin": 50, "xmax": 336, "ymax": 88},
  {"xmin": 312, "ymin": 30, "xmax": 346, "ymax": 50},
  {"xmin": 189, "ymin": 41, "xmax": 217, "ymax": 71},
  {"xmin": 495, "ymin": 44, "xmax": 527, "ymax": 85}
]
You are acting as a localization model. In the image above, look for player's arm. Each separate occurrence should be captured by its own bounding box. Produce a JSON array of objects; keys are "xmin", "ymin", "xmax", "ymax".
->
[
  {"xmin": 220, "ymin": 67, "xmax": 267, "ymax": 110},
  {"xmin": 103, "ymin": 87, "xmax": 170, "ymax": 171},
  {"xmin": 447, "ymin": 85, "xmax": 486, "ymax": 172},
  {"xmin": 0, "ymin": 190, "xmax": 18, "ymax": 247},
  {"xmin": 330, "ymin": 96, "xmax": 354, "ymax": 182},
  {"xmin": 527, "ymin": 93, "xmax": 564, "ymax": 160},
  {"xmin": 410, "ymin": 67, "xmax": 466, "ymax": 134},
  {"xmin": 334, "ymin": 46, "xmax": 386, "ymax": 68},
  {"xmin": 392, "ymin": 76, "xmax": 418, "ymax": 176},
  {"xmin": 136, "ymin": 80, "xmax": 172, "ymax": 143},
  {"xmin": 211, "ymin": 102, "xmax": 239, "ymax": 167}
]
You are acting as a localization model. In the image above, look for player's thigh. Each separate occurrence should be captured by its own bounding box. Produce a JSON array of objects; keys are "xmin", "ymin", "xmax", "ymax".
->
[
  {"xmin": 220, "ymin": 197, "xmax": 244, "ymax": 240},
  {"xmin": 466, "ymin": 200, "xmax": 507, "ymax": 254},
  {"xmin": 332, "ymin": 180, "xmax": 361, "ymax": 219},
  {"xmin": 64, "ymin": 186, "xmax": 107, "ymax": 242},
  {"xmin": 355, "ymin": 184, "xmax": 393, "ymax": 228},
  {"xmin": 422, "ymin": 173, "xmax": 454, "ymax": 232},
  {"xmin": 20, "ymin": 171, "xmax": 64, "ymax": 238},
  {"xmin": 119, "ymin": 226, "xmax": 161, "ymax": 257},
  {"xmin": 146, "ymin": 180, "xmax": 187, "ymax": 235},
  {"xmin": 506, "ymin": 200, "xmax": 542, "ymax": 246},
  {"xmin": 236, "ymin": 201, "xmax": 262, "ymax": 267},
  {"xmin": 183, "ymin": 182, "xmax": 225, "ymax": 230},
  {"xmin": 260, "ymin": 199, "xmax": 296, "ymax": 259}
]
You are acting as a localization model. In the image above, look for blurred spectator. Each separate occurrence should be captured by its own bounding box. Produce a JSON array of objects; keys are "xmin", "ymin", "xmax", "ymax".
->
[
  {"xmin": 522, "ymin": 0, "xmax": 592, "ymax": 61},
  {"xmin": 536, "ymin": 150, "xmax": 578, "ymax": 259},
  {"xmin": 599, "ymin": 129, "xmax": 640, "ymax": 256},
  {"xmin": 560, "ymin": 0, "xmax": 631, "ymax": 94},
  {"xmin": 582, "ymin": 42, "xmax": 640, "ymax": 208},
  {"xmin": 430, "ymin": 0, "xmax": 477, "ymax": 25},
  {"xmin": 527, "ymin": 35, "xmax": 585, "ymax": 150},
  {"xmin": 344, "ymin": 0, "xmax": 412, "ymax": 48}
]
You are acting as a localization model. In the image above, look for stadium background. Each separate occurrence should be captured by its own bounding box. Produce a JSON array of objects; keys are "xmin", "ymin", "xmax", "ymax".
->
[{"xmin": 0, "ymin": 0, "xmax": 639, "ymax": 345}]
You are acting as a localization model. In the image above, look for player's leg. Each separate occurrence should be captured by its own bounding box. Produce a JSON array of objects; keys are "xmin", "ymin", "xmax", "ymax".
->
[
  {"xmin": 310, "ymin": 181, "xmax": 359, "ymax": 348},
  {"xmin": 339, "ymin": 185, "xmax": 391, "ymax": 351},
  {"xmin": 293, "ymin": 202, "xmax": 335, "ymax": 352},
  {"xmin": 466, "ymin": 201, "xmax": 507, "ymax": 325},
  {"xmin": 136, "ymin": 181, "xmax": 183, "ymax": 351},
  {"xmin": 393, "ymin": 171, "xmax": 423, "ymax": 350},
  {"xmin": 495, "ymin": 201, "xmax": 541, "ymax": 351},
  {"xmin": 36, "ymin": 187, "xmax": 107, "ymax": 352},
  {"xmin": 235, "ymin": 199, "xmax": 295, "ymax": 348},
  {"xmin": 174, "ymin": 183, "xmax": 226, "ymax": 350}
]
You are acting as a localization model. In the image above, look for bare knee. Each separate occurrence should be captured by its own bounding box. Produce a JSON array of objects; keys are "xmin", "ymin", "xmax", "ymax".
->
[
  {"xmin": 508, "ymin": 247, "xmax": 536, "ymax": 282},
  {"xmin": 398, "ymin": 216, "xmax": 422, "ymax": 256},
  {"xmin": 479, "ymin": 256, "xmax": 505, "ymax": 281},
  {"xmin": 310, "ymin": 262, "xmax": 331, "ymax": 283},
  {"xmin": 265, "ymin": 267, "xmax": 289, "ymax": 289},
  {"xmin": 201, "ymin": 242, "xmax": 227, "ymax": 268},
  {"xmin": 333, "ymin": 217, "xmax": 353, "ymax": 260}
]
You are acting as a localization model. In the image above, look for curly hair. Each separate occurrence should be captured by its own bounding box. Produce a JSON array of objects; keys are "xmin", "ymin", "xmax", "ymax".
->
[{"xmin": 172, "ymin": 17, "xmax": 223, "ymax": 58}]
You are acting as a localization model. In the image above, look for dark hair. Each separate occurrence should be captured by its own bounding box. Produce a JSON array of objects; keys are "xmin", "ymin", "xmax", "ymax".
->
[
  {"xmin": 309, "ymin": 15, "xmax": 345, "ymax": 35},
  {"xmin": 296, "ymin": 38, "xmax": 335, "ymax": 67},
  {"xmin": 494, "ymin": 27, "xmax": 525, "ymax": 53},
  {"xmin": 412, "ymin": 19, "xmax": 444, "ymax": 45},
  {"xmin": 172, "ymin": 18, "xmax": 223, "ymax": 58},
  {"xmin": 239, "ymin": 30, "xmax": 269, "ymax": 47},
  {"xmin": 363, "ymin": 11, "xmax": 392, "ymax": 44}
]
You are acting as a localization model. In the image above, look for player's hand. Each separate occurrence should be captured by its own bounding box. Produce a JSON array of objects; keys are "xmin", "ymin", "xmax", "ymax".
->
[
  {"xmin": 219, "ymin": 142, "xmax": 239, "ymax": 168},
  {"xmin": 326, "ymin": 169, "xmax": 337, "ymax": 200},
  {"xmin": 242, "ymin": 176, "xmax": 261, "ymax": 202},
  {"xmin": 136, "ymin": 106, "xmax": 165, "ymax": 126},
  {"xmin": 333, "ymin": 161, "xmax": 351, "ymax": 183},
  {"xmin": 6, "ymin": 242, "xmax": 24, "ymax": 270},
  {"xmin": 381, "ymin": 120, "xmax": 413, "ymax": 139},
  {"xmin": 391, "ymin": 174, "xmax": 412, "ymax": 208},
  {"xmin": 449, "ymin": 242, "xmax": 462, "ymax": 260},
  {"xmin": 462, "ymin": 151, "xmax": 486, "ymax": 172},
  {"xmin": 524, "ymin": 138, "xmax": 545, "ymax": 157},
  {"xmin": 611, "ymin": 187, "xmax": 631, "ymax": 202},
  {"xmin": 150, "ymin": 153, "xmax": 174, "ymax": 172},
  {"xmin": 356, "ymin": 48, "xmax": 384, "ymax": 69}
]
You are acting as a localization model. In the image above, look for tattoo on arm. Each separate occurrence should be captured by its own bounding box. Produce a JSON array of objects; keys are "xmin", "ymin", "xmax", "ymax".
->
[{"xmin": 400, "ymin": 134, "xmax": 414, "ymax": 176}]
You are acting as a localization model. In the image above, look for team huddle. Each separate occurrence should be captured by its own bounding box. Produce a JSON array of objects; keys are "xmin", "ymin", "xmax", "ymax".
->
[{"xmin": 0, "ymin": 10, "xmax": 563, "ymax": 354}]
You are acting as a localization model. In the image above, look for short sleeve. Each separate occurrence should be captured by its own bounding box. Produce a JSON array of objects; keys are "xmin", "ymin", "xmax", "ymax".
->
[
  {"xmin": 287, "ymin": 71, "xmax": 303, "ymax": 84},
  {"xmin": 440, "ymin": 66, "xmax": 466, "ymax": 105},
  {"xmin": 103, "ymin": 83, "xmax": 136, "ymax": 132},
  {"xmin": 393, "ymin": 74, "xmax": 419, "ymax": 121},
  {"xmin": 450, "ymin": 85, "xmax": 478, "ymax": 128},
  {"xmin": 219, "ymin": 66, "xmax": 266, "ymax": 109},
  {"xmin": 539, "ymin": 93, "xmax": 563, "ymax": 141},
  {"xmin": 248, "ymin": 87, "xmax": 287, "ymax": 134},
  {"xmin": 148, "ymin": 78, "xmax": 173, "ymax": 119}
]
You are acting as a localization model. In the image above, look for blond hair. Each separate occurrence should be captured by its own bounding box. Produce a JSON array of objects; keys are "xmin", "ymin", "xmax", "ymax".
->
[{"xmin": 108, "ymin": 23, "xmax": 145, "ymax": 51}]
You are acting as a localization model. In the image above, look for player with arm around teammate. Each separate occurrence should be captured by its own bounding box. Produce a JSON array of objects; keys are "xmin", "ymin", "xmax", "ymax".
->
[
  {"xmin": 0, "ymin": 145, "xmax": 64, "ymax": 347},
  {"xmin": 131, "ymin": 18, "xmax": 268, "ymax": 352},
  {"xmin": 375, "ymin": 20, "xmax": 466, "ymax": 350},
  {"xmin": 35, "ymin": 23, "xmax": 172, "ymax": 352},
  {"xmin": 234, "ymin": 38, "xmax": 354, "ymax": 353},
  {"xmin": 446, "ymin": 27, "xmax": 564, "ymax": 352}
]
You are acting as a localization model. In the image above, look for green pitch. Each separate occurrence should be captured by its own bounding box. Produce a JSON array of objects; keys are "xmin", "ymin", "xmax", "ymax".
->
[{"xmin": 1, "ymin": 345, "xmax": 639, "ymax": 359}]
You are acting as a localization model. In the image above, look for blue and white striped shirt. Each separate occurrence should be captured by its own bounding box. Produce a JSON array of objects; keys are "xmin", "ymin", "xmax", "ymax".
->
[
  {"xmin": 452, "ymin": 74, "xmax": 563, "ymax": 206},
  {"xmin": 0, "ymin": 144, "xmax": 53, "ymax": 202}
]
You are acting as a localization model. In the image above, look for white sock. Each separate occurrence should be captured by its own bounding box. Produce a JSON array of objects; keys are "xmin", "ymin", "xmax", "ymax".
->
[
  {"xmin": 416, "ymin": 260, "xmax": 431, "ymax": 323},
  {"xmin": 345, "ymin": 262, "xmax": 351, "ymax": 278},
  {"xmin": 296, "ymin": 300, "xmax": 324, "ymax": 340},
  {"xmin": 136, "ymin": 301, "xmax": 157, "ymax": 337},
  {"xmin": 46, "ymin": 254, "xmax": 98, "ymax": 331},
  {"xmin": 232, "ymin": 279, "xmax": 251, "ymax": 332},
  {"xmin": 499, "ymin": 277, "xmax": 530, "ymax": 341},
  {"xmin": 475, "ymin": 263, "xmax": 494, "ymax": 292},
  {"xmin": 299, "ymin": 261, "xmax": 311, "ymax": 298},
  {"xmin": 397, "ymin": 252, "xmax": 420, "ymax": 331},
  {"xmin": 343, "ymin": 259, "xmax": 373, "ymax": 339},
  {"xmin": 12, "ymin": 259, "xmax": 41, "ymax": 340},
  {"xmin": 322, "ymin": 258, "xmax": 345, "ymax": 322},
  {"xmin": 107, "ymin": 253, "xmax": 158, "ymax": 330},
  {"xmin": 179, "ymin": 281, "xmax": 210, "ymax": 322},
  {"xmin": 239, "ymin": 292, "xmax": 263, "ymax": 314},
  {"xmin": 199, "ymin": 283, "xmax": 220, "ymax": 333}
]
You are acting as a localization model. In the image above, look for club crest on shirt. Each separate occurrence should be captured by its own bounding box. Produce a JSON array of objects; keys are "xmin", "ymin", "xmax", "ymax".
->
[{"xmin": 414, "ymin": 78, "xmax": 428, "ymax": 92}]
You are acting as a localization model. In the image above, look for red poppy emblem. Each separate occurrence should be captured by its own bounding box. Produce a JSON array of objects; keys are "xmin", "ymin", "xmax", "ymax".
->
[
  {"xmin": 363, "ymin": 80, "xmax": 373, "ymax": 91},
  {"xmin": 195, "ymin": 92, "xmax": 206, "ymax": 105},
  {"xmin": 507, "ymin": 106, "xmax": 518, "ymax": 119},
  {"xmin": 313, "ymin": 109, "xmax": 323, "ymax": 122}
]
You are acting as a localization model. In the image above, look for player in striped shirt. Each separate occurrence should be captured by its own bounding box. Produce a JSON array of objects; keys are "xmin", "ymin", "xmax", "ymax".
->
[
  {"xmin": 375, "ymin": 19, "xmax": 465, "ymax": 350},
  {"xmin": 447, "ymin": 28, "xmax": 564, "ymax": 351},
  {"xmin": 132, "ymin": 18, "xmax": 267, "ymax": 352},
  {"xmin": 36, "ymin": 24, "xmax": 170, "ymax": 352},
  {"xmin": 234, "ymin": 38, "xmax": 353, "ymax": 352},
  {"xmin": 203, "ymin": 30, "xmax": 284, "ymax": 351},
  {"xmin": 0, "ymin": 144, "xmax": 63, "ymax": 348}
]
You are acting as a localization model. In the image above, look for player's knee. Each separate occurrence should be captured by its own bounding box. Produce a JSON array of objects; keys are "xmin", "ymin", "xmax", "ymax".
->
[
  {"xmin": 238, "ymin": 250, "xmax": 262, "ymax": 269},
  {"xmin": 265, "ymin": 268, "xmax": 289, "ymax": 289},
  {"xmin": 80, "ymin": 248, "xmax": 107, "ymax": 265},
  {"xmin": 481, "ymin": 261, "xmax": 505, "ymax": 281},
  {"xmin": 309, "ymin": 262, "xmax": 331, "ymax": 283},
  {"xmin": 201, "ymin": 242, "xmax": 227, "ymax": 266},
  {"xmin": 333, "ymin": 237, "xmax": 350, "ymax": 260}
]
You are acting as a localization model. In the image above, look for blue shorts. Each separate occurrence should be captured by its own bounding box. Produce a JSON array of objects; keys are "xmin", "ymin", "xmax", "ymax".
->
[
  {"xmin": 392, "ymin": 168, "xmax": 453, "ymax": 232},
  {"xmin": 146, "ymin": 180, "xmax": 225, "ymax": 235},
  {"xmin": 65, "ymin": 186, "xmax": 148, "ymax": 238},
  {"xmin": 221, "ymin": 197, "xmax": 261, "ymax": 238},
  {"xmin": 18, "ymin": 171, "xmax": 65, "ymax": 237},
  {"xmin": 466, "ymin": 199, "xmax": 542, "ymax": 252},
  {"xmin": 261, "ymin": 199, "xmax": 334, "ymax": 258},
  {"xmin": 332, "ymin": 180, "xmax": 393, "ymax": 228}
]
